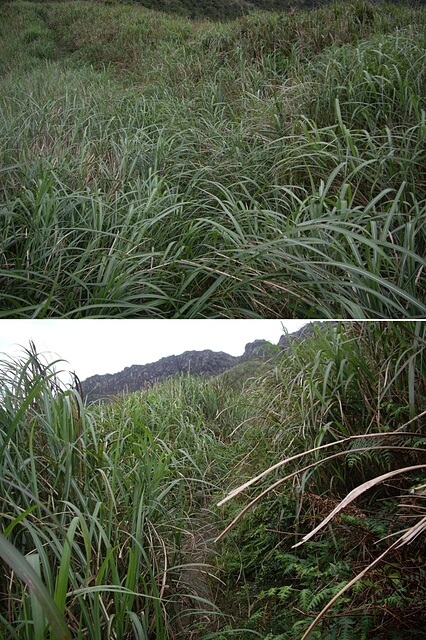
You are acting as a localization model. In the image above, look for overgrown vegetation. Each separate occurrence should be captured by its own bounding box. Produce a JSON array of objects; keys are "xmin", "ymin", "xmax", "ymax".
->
[
  {"xmin": 1, "ymin": 322, "xmax": 425, "ymax": 638},
  {"xmin": 215, "ymin": 320, "xmax": 426, "ymax": 638},
  {"xmin": 1, "ymin": 1, "xmax": 425, "ymax": 317}
]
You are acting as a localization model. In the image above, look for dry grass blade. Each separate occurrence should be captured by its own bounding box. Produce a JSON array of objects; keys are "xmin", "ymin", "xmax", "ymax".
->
[
  {"xmin": 299, "ymin": 483, "xmax": 426, "ymax": 639},
  {"xmin": 216, "ymin": 420, "xmax": 426, "ymax": 507},
  {"xmin": 293, "ymin": 464, "xmax": 426, "ymax": 548},
  {"xmin": 215, "ymin": 446, "xmax": 423, "ymax": 543},
  {"xmin": 396, "ymin": 514, "xmax": 426, "ymax": 547}
]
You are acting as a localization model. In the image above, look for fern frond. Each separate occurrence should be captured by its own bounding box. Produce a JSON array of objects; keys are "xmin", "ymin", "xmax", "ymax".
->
[
  {"xmin": 339, "ymin": 615, "xmax": 355, "ymax": 640},
  {"xmin": 299, "ymin": 588, "xmax": 313, "ymax": 612},
  {"xmin": 309, "ymin": 587, "xmax": 333, "ymax": 612}
]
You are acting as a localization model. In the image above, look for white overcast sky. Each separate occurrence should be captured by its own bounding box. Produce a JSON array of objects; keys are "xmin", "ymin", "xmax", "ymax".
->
[{"xmin": 0, "ymin": 320, "xmax": 313, "ymax": 381}]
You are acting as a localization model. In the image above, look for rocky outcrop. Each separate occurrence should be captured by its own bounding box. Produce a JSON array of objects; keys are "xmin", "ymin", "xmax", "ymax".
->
[
  {"xmin": 277, "ymin": 320, "xmax": 335, "ymax": 349},
  {"xmin": 240, "ymin": 339, "xmax": 277, "ymax": 361},
  {"xmin": 81, "ymin": 350, "xmax": 239, "ymax": 402},
  {"xmin": 81, "ymin": 322, "xmax": 333, "ymax": 402}
]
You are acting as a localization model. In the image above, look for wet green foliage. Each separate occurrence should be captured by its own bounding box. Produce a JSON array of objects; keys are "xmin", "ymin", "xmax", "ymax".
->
[
  {"xmin": 1, "ymin": 2, "xmax": 425, "ymax": 317},
  {"xmin": 0, "ymin": 322, "xmax": 425, "ymax": 638},
  {"xmin": 215, "ymin": 321, "xmax": 425, "ymax": 639}
]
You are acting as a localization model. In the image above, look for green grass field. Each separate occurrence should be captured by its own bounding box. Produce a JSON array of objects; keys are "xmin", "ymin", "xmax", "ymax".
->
[{"xmin": 1, "ymin": 1, "xmax": 425, "ymax": 317}]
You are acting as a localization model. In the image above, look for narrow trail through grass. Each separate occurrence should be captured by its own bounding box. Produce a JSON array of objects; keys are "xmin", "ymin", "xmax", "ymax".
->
[{"xmin": 0, "ymin": 322, "xmax": 425, "ymax": 638}]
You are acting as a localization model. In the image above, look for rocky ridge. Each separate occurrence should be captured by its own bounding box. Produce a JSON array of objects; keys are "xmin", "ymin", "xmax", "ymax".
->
[{"xmin": 81, "ymin": 321, "xmax": 329, "ymax": 402}]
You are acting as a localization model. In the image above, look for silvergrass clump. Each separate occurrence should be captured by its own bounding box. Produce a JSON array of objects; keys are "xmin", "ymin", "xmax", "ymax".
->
[
  {"xmin": 0, "ymin": 347, "xmax": 220, "ymax": 639},
  {"xmin": 1, "ymin": 2, "xmax": 425, "ymax": 317},
  {"xmin": 306, "ymin": 30, "xmax": 426, "ymax": 130}
]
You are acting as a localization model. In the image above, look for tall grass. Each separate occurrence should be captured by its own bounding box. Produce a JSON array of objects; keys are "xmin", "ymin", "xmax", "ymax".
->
[
  {"xmin": 1, "ymin": 1, "xmax": 425, "ymax": 317},
  {"xmin": 216, "ymin": 321, "xmax": 426, "ymax": 639},
  {"xmin": 0, "ymin": 346, "xmax": 222, "ymax": 639},
  {"xmin": 0, "ymin": 323, "xmax": 424, "ymax": 638}
]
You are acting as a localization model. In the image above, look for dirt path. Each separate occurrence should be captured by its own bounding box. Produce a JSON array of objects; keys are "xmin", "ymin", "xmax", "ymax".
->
[{"xmin": 174, "ymin": 504, "xmax": 222, "ymax": 638}]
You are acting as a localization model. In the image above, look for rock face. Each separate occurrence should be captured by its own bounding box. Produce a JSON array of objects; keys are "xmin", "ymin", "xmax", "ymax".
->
[
  {"xmin": 81, "ymin": 350, "xmax": 239, "ymax": 402},
  {"xmin": 240, "ymin": 339, "xmax": 277, "ymax": 361},
  {"xmin": 277, "ymin": 320, "xmax": 334, "ymax": 349},
  {"xmin": 81, "ymin": 322, "xmax": 331, "ymax": 402}
]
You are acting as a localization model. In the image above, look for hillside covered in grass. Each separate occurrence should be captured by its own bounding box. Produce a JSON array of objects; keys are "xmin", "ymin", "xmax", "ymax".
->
[
  {"xmin": 0, "ymin": 1, "xmax": 425, "ymax": 317},
  {"xmin": 1, "ymin": 322, "xmax": 425, "ymax": 639},
  {"xmin": 95, "ymin": 0, "xmax": 322, "ymax": 20}
]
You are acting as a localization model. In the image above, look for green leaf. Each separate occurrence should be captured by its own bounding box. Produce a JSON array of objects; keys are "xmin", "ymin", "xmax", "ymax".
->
[{"xmin": 0, "ymin": 532, "xmax": 72, "ymax": 640}]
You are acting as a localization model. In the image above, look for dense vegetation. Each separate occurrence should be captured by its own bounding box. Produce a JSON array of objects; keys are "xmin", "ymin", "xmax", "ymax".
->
[
  {"xmin": 96, "ymin": 0, "xmax": 320, "ymax": 21},
  {"xmin": 1, "ymin": 321, "xmax": 425, "ymax": 639},
  {"xmin": 1, "ymin": 1, "xmax": 425, "ymax": 317}
]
